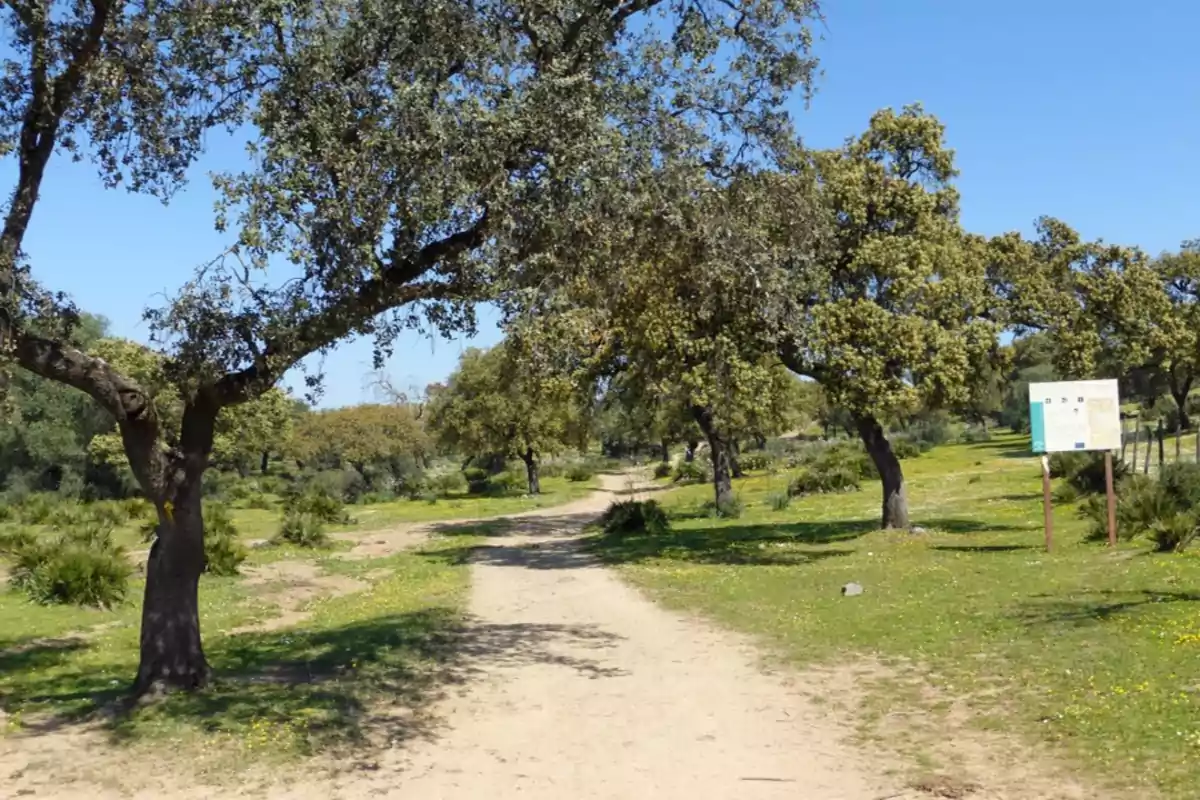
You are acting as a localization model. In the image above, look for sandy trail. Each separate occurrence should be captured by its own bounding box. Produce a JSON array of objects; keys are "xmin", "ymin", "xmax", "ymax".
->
[
  {"xmin": 316, "ymin": 472, "xmax": 900, "ymax": 799},
  {"xmin": 2, "ymin": 473, "xmax": 1095, "ymax": 800}
]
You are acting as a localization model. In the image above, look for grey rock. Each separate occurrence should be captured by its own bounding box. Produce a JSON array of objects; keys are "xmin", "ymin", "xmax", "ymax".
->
[
  {"xmin": 841, "ymin": 582, "xmax": 864, "ymax": 597},
  {"xmin": 909, "ymin": 526, "xmax": 928, "ymax": 535}
]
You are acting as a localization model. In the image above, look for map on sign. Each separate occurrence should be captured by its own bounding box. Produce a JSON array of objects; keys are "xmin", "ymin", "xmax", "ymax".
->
[{"xmin": 1028, "ymin": 379, "xmax": 1121, "ymax": 454}]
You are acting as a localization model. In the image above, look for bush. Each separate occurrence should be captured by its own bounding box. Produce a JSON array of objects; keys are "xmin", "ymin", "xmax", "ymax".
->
[
  {"xmin": 241, "ymin": 491, "xmax": 274, "ymax": 510},
  {"xmin": 702, "ymin": 495, "xmax": 744, "ymax": 519},
  {"xmin": 652, "ymin": 461, "xmax": 673, "ymax": 480},
  {"xmin": 565, "ymin": 464, "xmax": 595, "ymax": 483},
  {"xmin": 17, "ymin": 493, "xmax": 56, "ymax": 525},
  {"xmin": 959, "ymin": 425, "xmax": 992, "ymax": 444},
  {"xmin": 47, "ymin": 502, "xmax": 93, "ymax": 531},
  {"xmin": 599, "ymin": 499, "xmax": 670, "ymax": 537},
  {"xmin": 89, "ymin": 499, "xmax": 130, "ymax": 528},
  {"xmin": 890, "ymin": 439, "xmax": 923, "ymax": 460},
  {"xmin": 490, "ymin": 470, "xmax": 526, "ymax": 495},
  {"xmin": 788, "ymin": 464, "xmax": 861, "ymax": 496},
  {"xmin": 359, "ymin": 490, "xmax": 397, "ymax": 505},
  {"xmin": 737, "ymin": 452, "xmax": 774, "ymax": 472},
  {"xmin": 6, "ymin": 523, "xmax": 131, "ymax": 607},
  {"xmin": 203, "ymin": 503, "xmax": 247, "ymax": 576},
  {"xmin": 429, "ymin": 471, "xmax": 467, "ymax": 496},
  {"xmin": 537, "ymin": 462, "xmax": 565, "ymax": 479},
  {"xmin": 768, "ymin": 491, "xmax": 791, "ymax": 512},
  {"xmin": 290, "ymin": 486, "xmax": 354, "ymax": 525},
  {"xmin": 122, "ymin": 497, "xmax": 153, "ymax": 521},
  {"xmin": 1080, "ymin": 465, "xmax": 1200, "ymax": 551},
  {"xmin": 672, "ymin": 460, "xmax": 708, "ymax": 484},
  {"xmin": 275, "ymin": 512, "xmax": 329, "ymax": 548},
  {"xmin": 1050, "ymin": 452, "xmax": 1129, "ymax": 496}
]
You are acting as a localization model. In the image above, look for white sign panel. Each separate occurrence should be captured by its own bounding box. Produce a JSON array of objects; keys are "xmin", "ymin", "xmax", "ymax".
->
[{"xmin": 1028, "ymin": 380, "xmax": 1121, "ymax": 454}]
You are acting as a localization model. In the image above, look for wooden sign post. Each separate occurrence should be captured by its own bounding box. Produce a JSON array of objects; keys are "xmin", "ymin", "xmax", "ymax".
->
[
  {"xmin": 1041, "ymin": 455, "xmax": 1053, "ymax": 552},
  {"xmin": 1104, "ymin": 451, "xmax": 1118, "ymax": 547}
]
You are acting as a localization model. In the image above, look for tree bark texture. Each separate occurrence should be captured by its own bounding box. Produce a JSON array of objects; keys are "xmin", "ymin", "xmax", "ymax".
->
[
  {"xmin": 855, "ymin": 413, "xmax": 910, "ymax": 530},
  {"xmin": 692, "ymin": 405, "xmax": 734, "ymax": 509},
  {"xmin": 522, "ymin": 448, "xmax": 541, "ymax": 495}
]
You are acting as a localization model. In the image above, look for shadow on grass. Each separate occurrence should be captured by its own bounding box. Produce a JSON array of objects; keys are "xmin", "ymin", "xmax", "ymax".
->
[
  {"xmin": 3, "ymin": 607, "xmax": 626, "ymax": 754},
  {"xmin": 0, "ymin": 636, "xmax": 90, "ymax": 676},
  {"xmin": 1013, "ymin": 589, "xmax": 1200, "ymax": 627},
  {"xmin": 586, "ymin": 520, "xmax": 870, "ymax": 566},
  {"xmin": 921, "ymin": 518, "xmax": 1025, "ymax": 535},
  {"xmin": 931, "ymin": 544, "xmax": 1039, "ymax": 554}
]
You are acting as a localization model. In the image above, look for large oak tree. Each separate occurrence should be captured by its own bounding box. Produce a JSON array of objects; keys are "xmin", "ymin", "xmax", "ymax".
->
[{"xmin": 0, "ymin": 0, "xmax": 820, "ymax": 691}]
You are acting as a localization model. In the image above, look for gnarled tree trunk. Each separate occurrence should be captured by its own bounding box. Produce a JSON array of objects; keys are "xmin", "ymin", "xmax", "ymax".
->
[
  {"xmin": 521, "ymin": 447, "xmax": 541, "ymax": 495},
  {"xmin": 855, "ymin": 413, "xmax": 909, "ymax": 530},
  {"xmin": 131, "ymin": 401, "xmax": 219, "ymax": 695},
  {"xmin": 692, "ymin": 405, "xmax": 734, "ymax": 509},
  {"xmin": 1170, "ymin": 373, "xmax": 1193, "ymax": 432}
]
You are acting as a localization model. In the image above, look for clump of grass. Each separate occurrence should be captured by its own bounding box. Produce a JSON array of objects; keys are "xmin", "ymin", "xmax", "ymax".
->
[
  {"xmin": 768, "ymin": 491, "xmax": 791, "ymax": 511},
  {"xmin": 565, "ymin": 464, "xmax": 594, "ymax": 483},
  {"xmin": 274, "ymin": 512, "xmax": 329, "ymax": 548},
  {"xmin": 203, "ymin": 502, "xmax": 247, "ymax": 576},
  {"xmin": 5, "ymin": 522, "xmax": 131, "ymax": 607},
  {"xmin": 599, "ymin": 499, "xmax": 670, "ymax": 537},
  {"xmin": 702, "ymin": 495, "xmax": 745, "ymax": 519}
]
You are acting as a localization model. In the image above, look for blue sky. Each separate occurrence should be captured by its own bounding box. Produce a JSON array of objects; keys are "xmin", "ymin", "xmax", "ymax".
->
[{"xmin": 14, "ymin": 0, "xmax": 1198, "ymax": 408}]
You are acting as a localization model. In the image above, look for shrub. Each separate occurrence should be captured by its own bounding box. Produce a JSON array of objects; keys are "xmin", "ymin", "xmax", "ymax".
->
[
  {"xmin": 359, "ymin": 490, "xmax": 397, "ymax": 505},
  {"xmin": 537, "ymin": 462, "xmax": 565, "ymax": 479},
  {"xmin": 490, "ymin": 470, "xmax": 526, "ymax": 495},
  {"xmin": 122, "ymin": 497, "xmax": 153, "ymax": 521},
  {"xmin": 47, "ymin": 502, "xmax": 93, "ymax": 531},
  {"xmin": 890, "ymin": 439, "xmax": 923, "ymax": 460},
  {"xmin": 7, "ymin": 523, "xmax": 131, "ymax": 607},
  {"xmin": 565, "ymin": 464, "xmax": 595, "ymax": 483},
  {"xmin": 600, "ymin": 499, "xmax": 670, "ymax": 537},
  {"xmin": 652, "ymin": 461, "xmax": 673, "ymax": 480},
  {"xmin": 420, "ymin": 490, "xmax": 439, "ymax": 505},
  {"xmin": 672, "ymin": 460, "xmax": 708, "ymax": 484},
  {"xmin": 89, "ymin": 500, "xmax": 130, "ymax": 528},
  {"xmin": 959, "ymin": 425, "xmax": 992, "ymax": 444},
  {"xmin": 241, "ymin": 491, "xmax": 274, "ymax": 510},
  {"xmin": 203, "ymin": 503, "xmax": 247, "ymax": 576},
  {"xmin": 17, "ymin": 494, "xmax": 56, "ymax": 525},
  {"xmin": 0, "ymin": 527, "xmax": 37, "ymax": 555},
  {"xmin": 429, "ymin": 471, "xmax": 467, "ymax": 496},
  {"xmin": 291, "ymin": 487, "xmax": 353, "ymax": 526},
  {"xmin": 1051, "ymin": 452, "xmax": 1129, "ymax": 496},
  {"xmin": 737, "ymin": 452, "xmax": 774, "ymax": 472},
  {"xmin": 788, "ymin": 464, "xmax": 860, "ymax": 496},
  {"xmin": 275, "ymin": 512, "xmax": 329, "ymax": 548},
  {"xmin": 1080, "ymin": 466, "xmax": 1200, "ymax": 551},
  {"xmin": 1150, "ymin": 512, "xmax": 1200, "ymax": 553},
  {"xmin": 768, "ymin": 491, "xmax": 791, "ymax": 511},
  {"xmin": 703, "ymin": 495, "xmax": 744, "ymax": 519}
]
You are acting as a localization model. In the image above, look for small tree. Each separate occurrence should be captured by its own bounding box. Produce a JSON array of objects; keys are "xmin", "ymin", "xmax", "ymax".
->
[
  {"xmin": 426, "ymin": 345, "xmax": 577, "ymax": 494},
  {"xmin": 778, "ymin": 106, "xmax": 999, "ymax": 529}
]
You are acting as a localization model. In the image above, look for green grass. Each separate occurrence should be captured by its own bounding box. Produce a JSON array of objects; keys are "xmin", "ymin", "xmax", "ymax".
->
[
  {"xmin": 0, "ymin": 540, "xmax": 473, "ymax": 775},
  {"xmin": 591, "ymin": 432, "xmax": 1200, "ymax": 798}
]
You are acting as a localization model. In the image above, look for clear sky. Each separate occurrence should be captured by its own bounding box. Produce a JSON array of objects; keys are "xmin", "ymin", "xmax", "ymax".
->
[{"xmin": 13, "ymin": 0, "xmax": 1198, "ymax": 408}]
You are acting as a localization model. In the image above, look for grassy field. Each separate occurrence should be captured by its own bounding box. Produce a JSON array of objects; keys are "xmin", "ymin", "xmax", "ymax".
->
[
  {"xmin": 0, "ymin": 539, "xmax": 474, "ymax": 776},
  {"xmin": 593, "ymin": 432, "xmax": 1200, "ymax": 798},
  {"xmin": 1, "ymin": 475, "xmax": 598, "ymax": 552}
]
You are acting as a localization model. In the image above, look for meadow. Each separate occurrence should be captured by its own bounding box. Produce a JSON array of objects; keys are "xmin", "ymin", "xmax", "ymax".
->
[{"xmin": 593, "ymin": 433, "xmax": 1200, "ymax": 798}]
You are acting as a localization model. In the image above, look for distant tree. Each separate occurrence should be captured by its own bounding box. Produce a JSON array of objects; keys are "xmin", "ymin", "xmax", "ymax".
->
[
  {"xmin": 426, "ymin": 345, "xmax": 577, "ymax": 494},
  {"xmin": 289, "ymin": 403, "xmax": 428, "ymax": 482}
]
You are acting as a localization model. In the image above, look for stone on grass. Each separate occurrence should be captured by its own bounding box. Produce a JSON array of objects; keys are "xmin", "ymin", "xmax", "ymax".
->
[{"xmin": 841, "ymin": 582, "xmax": 864, "ymax": 597}]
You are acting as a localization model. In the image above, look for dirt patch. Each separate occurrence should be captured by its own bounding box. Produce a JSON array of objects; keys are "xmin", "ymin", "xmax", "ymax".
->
[{"xmin": 233, "ymin": 560, "xmax": 367, "ymax": 633}]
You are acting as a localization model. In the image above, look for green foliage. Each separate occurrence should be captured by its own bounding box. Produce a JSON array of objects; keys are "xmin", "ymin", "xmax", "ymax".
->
[
  {"xmin": 703, "ymin": 496, "xmax": 745, "ymax": 519},
  {"xmin": 767, "ymin": 491, "xmax": 791, "ymax": 511},
  {"xmin": 653, "ymin": 462, "xmax": 673, "ymax": 480},
  {"xmin": 959, "ymin": 426, "xmax": 992, "ymax": 444},
  {"xmin": 1080, "ymin": 464, "xmax": 1200, "ymax": 551},
  {"xmin": 788, "ymin": 465, "xmax": 860, "ymax": 496},
  {"xmin": 600, "ymin": 500, "xmax": 670, "ymax": 538},
  {"xmin": 672, "ymin": 460, "xmax": 708, "ymax": 484},
  {"xmin": 6, "ymin": 523, "xmax": 131, "ymax": 607},
  {"xmin": 737, "ymin": 452, "xmax": 774, "ymax": 472},
  {"xmin": 202, "ymin": 503, "xmax": 247, "ymax": 576},
  {"xmin": 16, "ymin": 494, "xmax": 56, "ymax": 525},
  {"xmin": 287, "ymin": 485, "xmax": 353, "ymax": 526},
  {"xmin": 890, "ymin": 439, "xmax": 923, "ymax": 460},
  {"xmin": 428, "ymin": 471, "xmax": 467, "ymax": 496},
  {"xmin": 1050, "ymin": 452, "xmax": 1128, "ymax": 496},
  {"xmin": 565, "ymin": 464, "xmax": 594, "ymax": 483},
  {"xmin": 275, "ymin": 513, "xmax": 329, "ymax": 549}
]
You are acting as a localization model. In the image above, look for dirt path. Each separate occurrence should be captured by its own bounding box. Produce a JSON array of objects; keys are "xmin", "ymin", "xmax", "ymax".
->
[
  {"xmin": 2, "ymin": 473, "xmax": 1095, "ymax": 799},
  {"xmin": 307, "ymin": 473, "xmax": 900, "ymax": 799}
]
